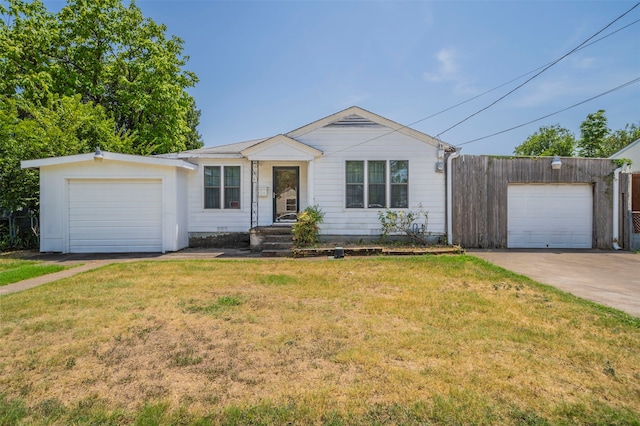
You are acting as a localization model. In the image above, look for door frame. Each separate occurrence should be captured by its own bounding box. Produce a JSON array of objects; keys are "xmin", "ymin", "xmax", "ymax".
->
[{"xmin": 272, "ymin": 166, "xmax": 300, "ymax": 223}]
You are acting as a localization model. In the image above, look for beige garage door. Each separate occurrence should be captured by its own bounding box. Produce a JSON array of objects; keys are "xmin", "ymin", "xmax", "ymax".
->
[
  {"xmin": 68, "ymin": 179, "xmax": 163, "ymax": 253},
  {"xmin": 507, "ymin": 184, "xmax": 593, "ymax": 249}
]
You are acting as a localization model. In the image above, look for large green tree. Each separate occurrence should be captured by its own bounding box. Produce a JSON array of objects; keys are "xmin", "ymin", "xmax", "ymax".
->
[
  {"xmin": 513, "ymin": 124, "xmax": 576, "ymax": 157},
  {"xmin": 0, "ymin": 94, "xmax": 134, "ymax": 214},
  {"xmin": 0, "ymin": 0, "xmax": 203, "ymax": 154}
]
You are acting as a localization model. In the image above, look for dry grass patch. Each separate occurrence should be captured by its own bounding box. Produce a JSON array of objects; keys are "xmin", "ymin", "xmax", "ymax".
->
[{"xmin": 0, "ymin": 255, "xmax": 638, "ymax": 425}]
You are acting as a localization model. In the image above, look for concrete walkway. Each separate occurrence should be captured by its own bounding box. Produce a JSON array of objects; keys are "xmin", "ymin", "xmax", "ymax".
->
[
  {"xmin": 0, "ymin": 249, "xmax": 257, "ymax": 296},
  {"xmin": 470, "ymin": 249, "xmax": 640, "ymax": 317}
]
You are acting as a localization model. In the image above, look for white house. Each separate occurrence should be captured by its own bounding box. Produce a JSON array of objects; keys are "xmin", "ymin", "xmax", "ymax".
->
[{"xmin": 22, "ymin": 106, "xmax": 456, "ymax": 253}]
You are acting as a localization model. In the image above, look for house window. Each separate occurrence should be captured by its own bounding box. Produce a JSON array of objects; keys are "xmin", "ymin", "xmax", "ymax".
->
[
  {"xmin": 368, "ymin": 161, "xmax": 386, "ymax": 208},
  {"xmin": 204, "ymin": 166, "xmax": 221, "ymax": 209},
  {"xmin": 390, "ymin": 160, "xmax": 408, "ymax": 208},
  {"xmin": 204, "ymin": 165, "xmax": 241, "ymax": 209},
  {"xmin": 345, "ymin": 160, "xmax": 408, "ymax": 209},
  {"xmin": 346, "ymin": 161, "xmax": 365, "ymax": 208},
  {"xmin": 224, "ymin": 166, "xmax": 241, "ymax": 209}
]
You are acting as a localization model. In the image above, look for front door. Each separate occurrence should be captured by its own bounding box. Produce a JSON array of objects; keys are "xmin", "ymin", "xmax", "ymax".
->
[{"xmin": 273, "ymin": 167, "xmax": 299, "ymax": 223}]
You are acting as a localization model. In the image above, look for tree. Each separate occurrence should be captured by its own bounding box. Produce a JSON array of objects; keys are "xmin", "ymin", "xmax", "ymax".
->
[
  {"xmin": 513, "ymin": 125, "xmax": 576, "ymax": 157},
  {"xmin": 0, "ymin": 94, "xmax": 134, "ymax": 214},
  {"xmin": 578, "ymin": 110, "xmax": 610, "ymax": 158},
  {"xmin": 0, "ymin": 0, "xmax": 203, "ymax": 154}
]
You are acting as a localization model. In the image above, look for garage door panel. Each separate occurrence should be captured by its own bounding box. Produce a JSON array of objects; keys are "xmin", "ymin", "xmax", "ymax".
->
[
  {"xmin": 508, "ymin": 184, "xmax": 592, "ymax": 249},
  {"xmin": 68, "ymin": 179, "xmax": 163, "ymax": 253}
]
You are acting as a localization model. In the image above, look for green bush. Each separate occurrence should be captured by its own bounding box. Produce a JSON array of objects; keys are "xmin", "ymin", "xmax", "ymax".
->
[{"xmin": 292, "ymin": 205, "xmax": 324, "ymax": 247}]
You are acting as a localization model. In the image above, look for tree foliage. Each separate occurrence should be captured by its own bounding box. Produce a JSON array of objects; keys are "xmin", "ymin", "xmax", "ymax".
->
[
  {"xmin": 1, "ymin": 0, "xmax": 202, "ymax": 155},
  {"xmin": 513, "ymin": 125, "xmax": 576, "ymax": 157},
  {"xmin": 0, "ymin": 94, "xmax": 134, "ymax": 213},
  {"xmin": 514, "ymin": 110, "xmax": 639, "ymax": 159},
  {"xmin": 0, "ymin": 0, "xmax": 203, "ymax": 218}
]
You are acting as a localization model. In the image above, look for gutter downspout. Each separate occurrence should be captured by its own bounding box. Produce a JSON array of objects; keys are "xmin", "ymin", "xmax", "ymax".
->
[
  {"xmin": 612, "ymin": 166, "xmax": 623, "ymax": 250},
  {"xmin": 446, "ymin": 149, "xmax": 461, "ymax": 246}
]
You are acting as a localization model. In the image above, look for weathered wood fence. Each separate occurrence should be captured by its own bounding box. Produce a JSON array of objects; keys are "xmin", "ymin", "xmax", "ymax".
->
[{"xmin": 450, "ymin": 155, "xmax": 620, "ymax": 249}]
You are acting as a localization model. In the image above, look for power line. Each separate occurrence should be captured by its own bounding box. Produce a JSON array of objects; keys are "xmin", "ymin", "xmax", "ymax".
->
[
  {"xmin": 323, "ymin": 14, "xmax": 639, "ymax": 156},
  {"xmin": 456, "ymin": 77, "xmax": 640, "ymax": 146},
  {"xmin": 436, "ymin": 1, "xmax": 640, "ymax": 138}
]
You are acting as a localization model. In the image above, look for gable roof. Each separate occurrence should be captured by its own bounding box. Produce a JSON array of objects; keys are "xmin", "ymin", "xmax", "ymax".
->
[
  {"xmin": 163, "ymin": 106, "xmax": 455, "ymax": 160},
  {"xmin": 240, "ymin": 135, "xmax": 323, "ymax": 161},
  {"xmin": 286, "ymin": 106, "xmax": 454, "ymax": 150},
  {"xmin": 609, "ymin": 138, "xmax": 640, "ymax": 159},
  {"xmin": 22, "ymin": 150, "xmax": 198, "ymax": 170}
]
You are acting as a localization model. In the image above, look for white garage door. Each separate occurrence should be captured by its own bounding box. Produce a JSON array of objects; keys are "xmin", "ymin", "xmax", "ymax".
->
[
  {"xmin": 507, "ymin": 184, "xmax": 593, "ymax": 249},
  {"xmin": 68, "ymin": 179, "xmax": 163, "ymax": 253}
]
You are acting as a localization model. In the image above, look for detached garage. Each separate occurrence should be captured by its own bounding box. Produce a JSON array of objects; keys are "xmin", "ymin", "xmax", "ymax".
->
[
  {"xmin": 22, "ymin": 151, "xmax": 197, "ymax": 253},
  {"xmin": 507, "ymin": 184, "xmax": 593, "ymax": 248},
  {"xmin": 451, "ymin": 155, "xmax": 620, "ymax": 249}
]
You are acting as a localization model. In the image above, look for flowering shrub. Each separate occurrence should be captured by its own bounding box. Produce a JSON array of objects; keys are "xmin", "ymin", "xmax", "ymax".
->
[{"xmin": 378, "ymin": 206, "xmax": 430, "ymax": 245}]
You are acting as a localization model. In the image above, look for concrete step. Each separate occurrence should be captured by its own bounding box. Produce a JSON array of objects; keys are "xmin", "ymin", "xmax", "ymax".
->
[
  {"xmin": 263, "ymin": 241, "xmax": 293, "ymax": 250},
  {"xmin": 262, "ymin": 249, "xmax": 292, "ymax": 258}
]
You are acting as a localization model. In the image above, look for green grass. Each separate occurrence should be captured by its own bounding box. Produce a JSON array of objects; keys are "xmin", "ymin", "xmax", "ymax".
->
[
  {"xmin": 0, "ymin": 255, "xmax": 638, "ymax": 425},
  {"xmin": 0, "ymin": 259, "xmax": 66, "ymax": 286}
]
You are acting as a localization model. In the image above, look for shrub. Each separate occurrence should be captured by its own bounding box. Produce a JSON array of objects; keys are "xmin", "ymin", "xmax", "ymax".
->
[
  {"xmin": 292, "ymin": 205, "xmax": 324, "ymax": 247},
  {"xmin": 378, "ymin": 205, "xmax": 430, "ymax": 245}
]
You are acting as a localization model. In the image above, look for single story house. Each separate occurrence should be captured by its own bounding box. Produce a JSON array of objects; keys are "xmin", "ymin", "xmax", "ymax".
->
[{"xmin": 22, "ymin": 107, "xmax": 456, "ymax": 253}]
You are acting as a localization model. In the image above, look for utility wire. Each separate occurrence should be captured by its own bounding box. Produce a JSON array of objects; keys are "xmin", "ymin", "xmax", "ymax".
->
[
  {"xmin": 324, "ymin": 14, "xmax": 640, "ymax": 156},
  {"xmin": 436, "ymin": 1, "xmax": 640, "ymax": 138},
  {"xmin": 456, "ymin": 77, "xmax": 640, "ymax": 146}
]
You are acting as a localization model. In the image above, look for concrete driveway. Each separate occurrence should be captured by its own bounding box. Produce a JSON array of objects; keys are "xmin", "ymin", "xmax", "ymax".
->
[{"xmin": 470, "ymin": 250, "xmax": 640, "ymax": 317}]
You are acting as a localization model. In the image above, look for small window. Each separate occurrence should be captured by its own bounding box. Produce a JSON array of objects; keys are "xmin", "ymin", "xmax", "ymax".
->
[
  {"xmin": 204, "ymin": 165, "xmax": 241, "ymax": 209},
  {"xmin": 390, "ymin": 160, "xmax": 408, "ymax": 208},
  {"xmin": 346, "ymin": 161, "xmax": 365, "ymax": 208}
]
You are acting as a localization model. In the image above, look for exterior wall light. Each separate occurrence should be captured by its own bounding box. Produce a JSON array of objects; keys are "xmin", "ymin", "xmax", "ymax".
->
[
  {"xmin": 551, "ymin": 155, "xmax": 562, "ymax": 170},
  {"xmin": 94, "ymin": 146, "xmax": 104, "ymax": 160}
]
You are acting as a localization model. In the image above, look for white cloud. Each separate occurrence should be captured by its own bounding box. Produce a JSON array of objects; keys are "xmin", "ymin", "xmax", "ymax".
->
[
  {"xmin": 423, "ymin": 48, "xmax": 459, "ymax": 83},
  {"xmin": 422, "ymin": 48, "xmax": 477, "ymax": 95}
]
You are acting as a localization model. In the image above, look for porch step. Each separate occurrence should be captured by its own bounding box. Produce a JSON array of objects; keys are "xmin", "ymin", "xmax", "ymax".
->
[
  {"xmin": 259, "ymin": 225, "xmax": 294, "ymax": 257},
  {"xmin": 262, "ymin": 249, "xmax": 293, "ymax": 258}
]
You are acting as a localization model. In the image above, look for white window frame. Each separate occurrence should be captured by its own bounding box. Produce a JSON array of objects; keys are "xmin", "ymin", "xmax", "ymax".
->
[
  {"xmin": 345, "ymin": 160, "xmax": 408, "ymax": 209},
  {"xmin": 203, "ymin": 165, "xmax": 242, "ymax": 210}
]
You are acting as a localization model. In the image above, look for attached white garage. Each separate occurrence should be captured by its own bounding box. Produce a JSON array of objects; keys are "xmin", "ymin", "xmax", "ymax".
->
[
  {"xmin": 68, "ymin": 179, "xmax": 163, "ymax": 253},
  {"xmin": 22, "ymin": 151, "xmax": 197, "ymax": 254},
  {"xmin": 507, "ymin": 184, "xmax": 593, "ymax": 249}
]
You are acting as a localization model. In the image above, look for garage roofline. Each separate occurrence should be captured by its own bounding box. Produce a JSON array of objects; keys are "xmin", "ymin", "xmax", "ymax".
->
[{"xmin": 21, "ymin": 151, "xmax": 198, "ymax": 171}]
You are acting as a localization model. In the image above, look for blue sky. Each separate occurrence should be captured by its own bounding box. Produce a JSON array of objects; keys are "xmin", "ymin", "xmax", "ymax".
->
[{"xmin": 45, "ymin": 1, "xmax": 639, "ymax": 155}]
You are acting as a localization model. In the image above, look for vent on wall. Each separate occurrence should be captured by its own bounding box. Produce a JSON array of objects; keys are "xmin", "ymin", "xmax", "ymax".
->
[{"xmin": 326, "ymin": 114, "xmax": 382, "ymax": 128}]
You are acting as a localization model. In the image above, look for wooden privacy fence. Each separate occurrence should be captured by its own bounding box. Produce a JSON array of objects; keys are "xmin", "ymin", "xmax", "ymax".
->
[{"xmin": 450, "ymin": 155, "xmax": 619, "ymax": 249}]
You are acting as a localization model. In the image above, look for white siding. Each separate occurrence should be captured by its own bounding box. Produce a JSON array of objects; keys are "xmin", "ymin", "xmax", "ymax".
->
[
  {"xmin": 187, "ymin": 159, "xmax": 252, "ymax": 232},
  {"xmin": 297, "ymin": 127, "xmax": 446, "ymax": 236},
  {"xmin": 37, "ymin": 159, "xmax": 191, "ymax": 253}
]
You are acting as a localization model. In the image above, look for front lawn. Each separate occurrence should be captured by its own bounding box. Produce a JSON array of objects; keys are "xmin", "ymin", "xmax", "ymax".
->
[
  {"xmin": 0, "ymin": 256, "xmax": 638, "ymax": 425},
  {"xmin": 0, "ymin": 259, "xmax": 67, "ymax": 287}
]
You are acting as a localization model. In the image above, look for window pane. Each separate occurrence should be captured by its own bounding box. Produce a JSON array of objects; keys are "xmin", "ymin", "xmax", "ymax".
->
[
  {"xmin": 204, "ymin": 188, "xmax": 220, "ymax": 209},
  {"xmin": 390, "ymin": 160, "xmax": 408, "ymax": 184},
  {"xmin": 225, "ymin": 188, "xmax": 240, "ymax": 209},
  {"xmin": 368, "ymin": 184, "xmax": 385, "ymax": 208},
  {"xmin": 368, "ymin": 161, "xmax": 385, "ymax": 184},
  {"xmin": 391, "ymin": 185, "xmax": 408, "ymax": 208},
  {"xmin": 204, "ymin": 166, "xmax": 220, "ymax": 187},
  {"xmin": 346, "ymin": 161, "xmax": 364, "ymax": 184},
  {"xmin": 225, "ymin": 166, "xmax": 240, "ymax": 187},
  {"xmin": 346, "ymin": 185, "xmax": 364, "ymax": 208}
]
